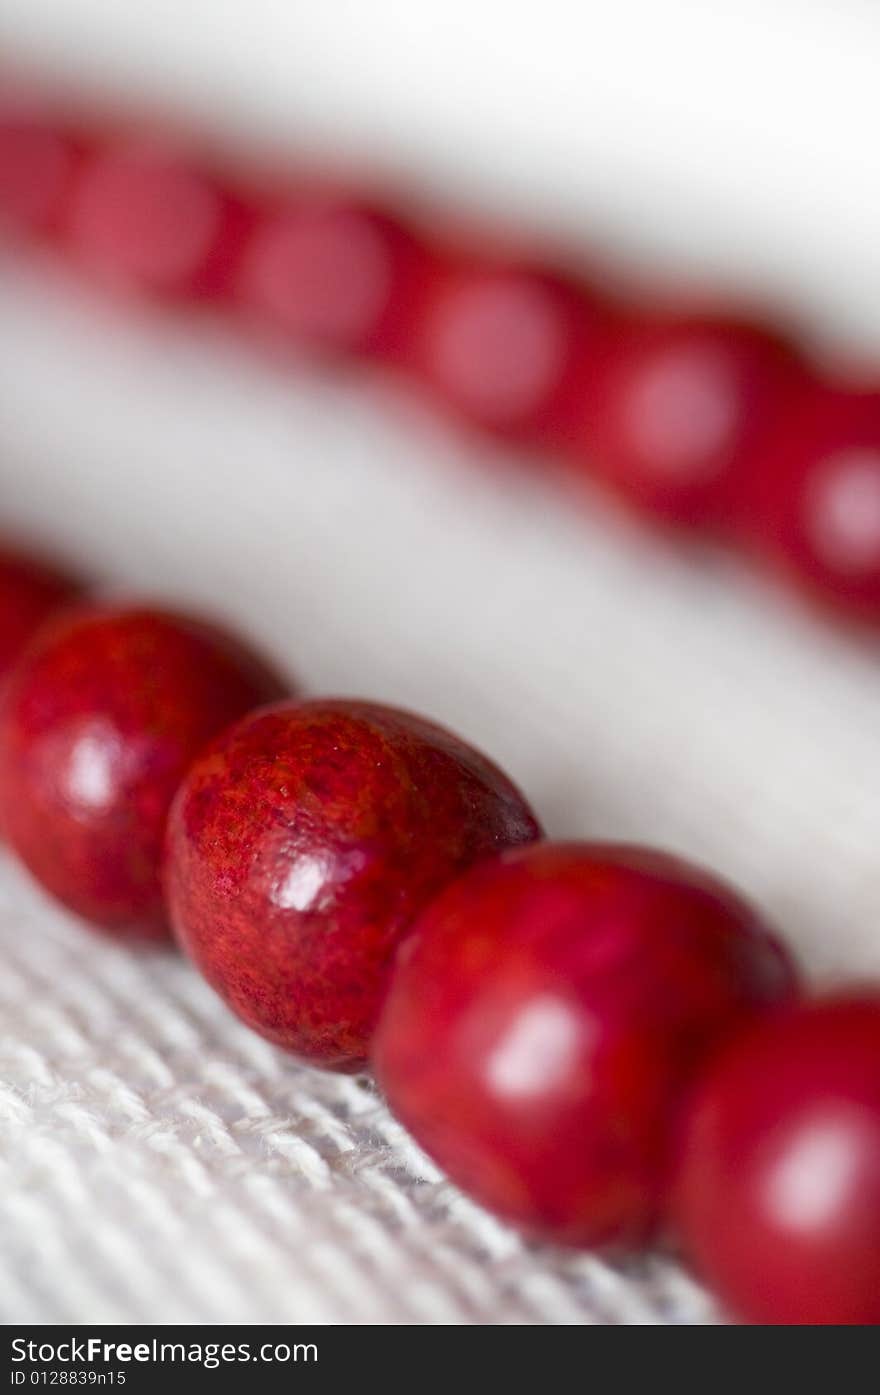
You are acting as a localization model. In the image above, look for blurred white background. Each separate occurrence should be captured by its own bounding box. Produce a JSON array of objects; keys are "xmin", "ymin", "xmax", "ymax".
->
[
  {"xmin": 1, "ymin": 1, "xmax": 880, "ymax": 1325},
  {"xmin": 2, "ymin": 0, "xmax": 880, "ymax": 352}
]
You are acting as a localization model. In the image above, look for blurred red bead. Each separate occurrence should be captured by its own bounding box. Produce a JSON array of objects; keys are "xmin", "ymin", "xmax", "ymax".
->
[
  {"xmin": 674, "ymin": 995, "xmax": 880, "ymax": 1325},
  {"xmin": 744, "ymin": 389, "xmax": 880, "ymax": 623},
  {"xmin": 577, "ymin": 313, "xmax": 803, "ymax": 528},
  {"xmin": 166, "ymin": 699, "xmax": 540, "ymax": 1070},
  {"xmin": 0, "ymin": 110, "xmax": 80, "ymax": 235},
  {"xmin": 66, "ymin": 139, "xmax": 249, "ymax": 299},
  {"xmin": 0, "ymin": 546, "xmax": 82, "ymax": 680},
  {"xmin": 237, "ymin": 197, "xmax": 425, "ymax": 358},
  {"xmin": 414, "ymin": 261, "xmax": 606, "ymax": 444},
  {"xmin": 0, "ymin": 605, "xmax": 285, "ymax": 937},
  {"xmin": 374, "ymin": 842, "xmax": 797, "ymax": 1248}
]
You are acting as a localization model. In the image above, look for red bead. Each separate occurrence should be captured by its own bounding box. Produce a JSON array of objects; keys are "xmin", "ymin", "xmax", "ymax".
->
[
  {"xmin": 577, "ymin": 314, "xmax": 802, "ymax": 528},
  {"xmin": 66, "ymin": 139, "xmax": 249, "ymax": 299},
  {"xmin": 0, "ymin": 606, "xmax": 285, "ymax": 937},
  {"xmin": 165, "ymin": 699, "xmax": 540, "ymax": 1070},
  {"xmin": 744, "ymin": 389, "xmax": 880, "ymax": 623},
  {"xmin": 236, "ymin": 197, "xmax": 424, "ymax": 359},
  {"xmin": 0, "ymin": 109, "xmax": 80, "ymax": 235},
  {"xmin": 414, "ymin": 260, "xmax": 606, "ymax": 444},
  {"xmin": 374, "ymin": 843, "xmax": 797, "ymax": 1247},
  {"xmin": 673, "ymin": 995, "xmax": 880, "ymax": 1325},
  {"xmin": 0, "ymin": 546, "xmax": 82, "ymax": 681}
]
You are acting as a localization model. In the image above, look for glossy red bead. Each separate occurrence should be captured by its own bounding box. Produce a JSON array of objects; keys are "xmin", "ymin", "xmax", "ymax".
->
[
  {"xmin": 374, "ymin": 842, "xmax": 797, "ymax": 1247},
  {"xmin": 414, "ymin": 261, "xmax": 606, "ymax": 444},
  {"xmin": 236, "ymin": 197, "xmax": 425, "ymax": 359},
  {"xmin": 744, "ymin": 389, "xmax": 880, "ymax": 623},
  {"xmin": 66, "ymin": 139, "xmax": 249, "ymax": 299},
  {"xmin": 0, "ymin": 546, "xmax": 82, "ymax": 681},
  {"xmin": 0, "ymin": 605, "xmax": 285, "ymax": 937},
  {"xmin": 577, "ymin": 314, "xmax": 802, "ymax": 528},
  {"xmin": 674, "ymin": 996, "xmax": 880, "ymax": 1325},
  {"xmin": 165, "ymin": 699, "xmax": 540, "ymax": 1070},
  {"xmin": 0, "ymin": 109, "xmax": 81, "ymax": 235}
]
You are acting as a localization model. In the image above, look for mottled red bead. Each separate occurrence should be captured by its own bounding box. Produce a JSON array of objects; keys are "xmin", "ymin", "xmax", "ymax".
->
[
  {"xmin": 414, "ymin": 260, "xmax": 606, "ymax": 444},
  {"xmin": 577, "ymin": 314, "xmax": 802, "ymax": 528},
  {"xmin": 0, "ymin": 109, "xmax": 81, "ymax": 235},
  {"xmin": 236, "ymin": 197, "xmax": 425, "ymax": 359},
  {"xmin": 165, "ymin": 700, "xmax": 540, "ymax": 1070},
  {"xmin": 66, "ymin": 139, "xmax": 249, "ymax": 299},
  {"xmin": 743, "ymin": 389, "xmax": 880, "ymax": 623},
  {"xmin": 674, "ymin": 996, "xmax": 880, "ymax": 1325},
  {"xmin": 0, "ymin": 546, "xmax": 82, "ymax": 681},
  {"xmin": 374, "ymin": 843, "xmax": 797, "ymax": 1248},
  {"xmin": 0, "ymin": 605, "xmax": 285, "ymax": 937}
]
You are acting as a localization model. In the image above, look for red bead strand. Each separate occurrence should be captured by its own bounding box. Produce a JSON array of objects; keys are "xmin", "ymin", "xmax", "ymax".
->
[
  {"xmin": 374, "ymin": 841, "xmax": 797, "ymax": 1247},
  {"xmin": 8, "ymin": 94, "xmax": 880, "ymax": 632},
  {"xmin": 0, "ymin": 537, "xmax": 874, "ymax": 1321},
  {"xmin": 575, "ymin": 313, "xmax": 805, "ymax": 530},
  {"xmin": 743, "ymin": 387, "xmax": 880, "ymax": 624},
  {"xmin": 413, "ymin": 256, "xmax": 609, "ymax": 445},
  {"xmin": 65, "ymin": 137, "xmax": 252, "ymax": 300},
  {"xmin": 3, "ymin": 86, "xmax": 880, "ymax": 1322},
  {"xmin": 165, "ymin": 698, "xmax": 541, "ymax": 1069},
  {"xmin": 673, "ymin": 995, "xmax": 880, "ymax": 1325},
  {"xmin": 0, "ymin": 604, "xmax": 286, "ymax": 936},
  {"xmin": 236, "ymin": 194, "xmax": 428, "ymax": 360}
]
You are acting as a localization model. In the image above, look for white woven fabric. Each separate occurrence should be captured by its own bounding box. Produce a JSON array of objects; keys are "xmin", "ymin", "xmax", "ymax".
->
[{"xmin": 2, "ymin": 0, "xmax": 880, "ymax": 1324}]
